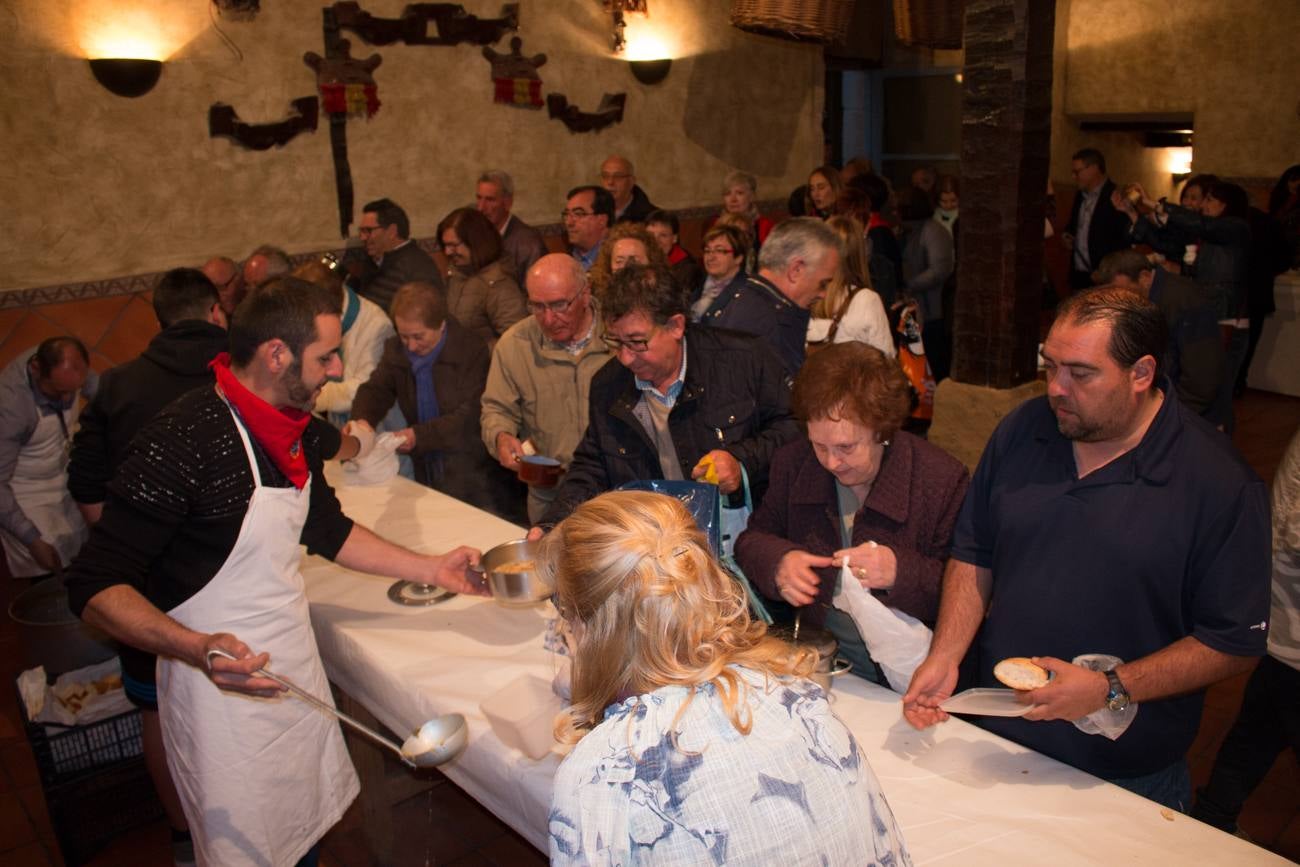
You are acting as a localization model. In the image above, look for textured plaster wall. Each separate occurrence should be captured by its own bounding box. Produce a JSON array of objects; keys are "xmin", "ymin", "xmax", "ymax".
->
[
  {"xmin": 0, "ymin": 1, "xmax": 823, "ymax": 292},
  {"xmin": 1052, "ymin": 0, "xmax": 1299, "ymax": 195}
]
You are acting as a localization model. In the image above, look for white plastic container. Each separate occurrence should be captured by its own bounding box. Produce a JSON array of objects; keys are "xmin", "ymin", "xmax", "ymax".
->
[{"xmin": 479, "ymin": 673, "xmax": 563, "ymax": 760}]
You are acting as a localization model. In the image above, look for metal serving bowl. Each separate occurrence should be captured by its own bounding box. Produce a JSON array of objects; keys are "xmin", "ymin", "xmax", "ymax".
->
[{"xmin": 480, "ymin": 539, "xmax": 552, "ymax": 607}]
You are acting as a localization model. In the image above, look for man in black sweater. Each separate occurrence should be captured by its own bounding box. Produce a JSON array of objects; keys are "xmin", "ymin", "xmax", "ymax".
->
[{"xmin": 65, "ymin": 277, "xmax": 484, "ymax": 865}]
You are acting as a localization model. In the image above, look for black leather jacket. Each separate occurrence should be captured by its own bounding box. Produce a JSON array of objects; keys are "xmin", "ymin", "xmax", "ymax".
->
[{"xmin": 539, "ymin": 326, "xmax": 798, "ymax": 528}]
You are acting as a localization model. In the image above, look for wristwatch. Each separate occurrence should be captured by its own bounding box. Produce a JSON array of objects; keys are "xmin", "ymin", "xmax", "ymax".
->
[{"xmin": 1103, "ymin": 668, "xmax": 1130, "ymax": 712}]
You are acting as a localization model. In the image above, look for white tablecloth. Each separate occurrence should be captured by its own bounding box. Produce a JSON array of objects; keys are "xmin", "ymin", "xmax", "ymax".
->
[{"xmin": 302, "ymin": 470, "xmax": 1286, "ymax": 865}]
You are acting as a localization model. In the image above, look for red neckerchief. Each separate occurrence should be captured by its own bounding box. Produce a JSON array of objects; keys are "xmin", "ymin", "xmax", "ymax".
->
[
  {"xmin": 209, "ymin": 353, "xmax": 311, "ymax": 489},
  {"xmin": 867, "ymin": 212, "xmax": 892, "ymax": 231},
  {"xmin": 668, "ymin": 245, "xmax": 689, "ymax": 266}
]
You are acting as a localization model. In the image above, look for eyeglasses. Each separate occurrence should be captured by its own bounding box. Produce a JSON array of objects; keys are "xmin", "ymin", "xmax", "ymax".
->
[
  {"xmin": 527, "ymin": 291, "xmax": 582, "ymax": 315},
  {"xmin": 561, "ymin": 209, "xmax": 594, "ymax": 220},
  {"xmin": 703, "ymin": 246, "xmax": 735, "ymax": 256},
  {"xmin": 600, "ymin": 328, "xmax": 658, "ymax": 353},
  {"xmin": 441, "ymin": 239, "xmax": 468, "ymax": 251},
  {"xmin": 358, "ymin": 225, "xmax": 381, "ymax": 237},
  {"xmin": 600, "ymin": 172, "xmax": 630, "ymax": 181}
]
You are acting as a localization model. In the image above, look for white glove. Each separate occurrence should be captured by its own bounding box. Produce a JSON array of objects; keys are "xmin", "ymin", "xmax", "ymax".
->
[{"xmin": 342, "ymin": 419, "xmax": 376, "ymax": 460}]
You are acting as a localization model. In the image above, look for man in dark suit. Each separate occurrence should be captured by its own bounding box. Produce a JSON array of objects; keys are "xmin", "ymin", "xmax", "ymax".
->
[
  {"xmin": 1063, "ymin": 148, "xmax": 1131, "ymax": 291},
  {"xmin": 354, "ymin": 198, "xmax": 443, "ymax": 313}
]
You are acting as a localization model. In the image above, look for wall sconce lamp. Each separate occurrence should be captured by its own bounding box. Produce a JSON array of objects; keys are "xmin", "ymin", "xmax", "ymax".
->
[
  {"xmin": 89, "ymin": 58, "xmax": 163, "ymax": 98},
  {"xmin": 629, "ymin": 58, "xmax": 671, "ymax": 85}
]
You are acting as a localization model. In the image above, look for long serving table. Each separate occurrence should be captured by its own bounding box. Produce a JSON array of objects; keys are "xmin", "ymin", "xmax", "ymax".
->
[{"xmin": 301, "ymin": 469, "xmax": 1286, "ymax": 865}]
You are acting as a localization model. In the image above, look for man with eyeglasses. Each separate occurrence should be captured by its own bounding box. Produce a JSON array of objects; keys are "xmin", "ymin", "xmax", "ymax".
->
[
  {"xmin": 563, "ymin": 185, "xmax": 615, "ymax": 272},
  {"xmin": 202, "ymin": 256, "xmax": 246, "ymax": 318},
  {"xmin": 481, "ymin": 254, "xmax": 614, "ymax": 522},
  {"xmin": 352, "ymin": 197, "xmax": 443, "ymax": 313},
  {"xmin": 531, "ymin": 263, "xmax": 798, "ymax": 535},
  {"xmin": 600, "ymin": 155, "xmax": 657, "ymax": 224}
]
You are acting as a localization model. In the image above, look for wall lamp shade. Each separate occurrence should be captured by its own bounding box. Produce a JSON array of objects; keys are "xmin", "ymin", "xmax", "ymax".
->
[
  {"xmin": 89, "ymin": 58, "xmax": 162, "ymax": 98},
  {"xmin": 629, "ymin": 58, "xmax": 671, "ymax": 85}
]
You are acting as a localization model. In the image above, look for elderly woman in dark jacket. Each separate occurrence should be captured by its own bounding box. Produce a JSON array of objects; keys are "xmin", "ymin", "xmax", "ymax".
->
[
  {"xmin": 349, "ymin": 281, "xmax": 523, "ymax": 521},
  {"xmin": 734, "ymin": 342, "xmax": 969, "ymax": 683}
]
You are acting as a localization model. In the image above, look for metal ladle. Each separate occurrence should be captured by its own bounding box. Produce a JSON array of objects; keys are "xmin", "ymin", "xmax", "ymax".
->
[{"xmin": 206, "ymin": 649, "xmax": 467, "ymax": 768}]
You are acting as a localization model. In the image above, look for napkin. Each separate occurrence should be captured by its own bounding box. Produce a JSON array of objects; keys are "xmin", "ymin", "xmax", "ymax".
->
[
  {"xmin": 338, "ymin": 431, "xmax": 403, "ymax": 486},
  {"xmin": 831, "ymin": 556, "xmax": 932, "ymax": 692},
  {"xmin": 1070, "ymin": 653, "xmax": 1138, "ymax": 740}
]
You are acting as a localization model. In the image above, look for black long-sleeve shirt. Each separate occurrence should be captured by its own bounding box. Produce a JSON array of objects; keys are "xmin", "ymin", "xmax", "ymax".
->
[{"xmin": 66, "ymin": 385, "xmax": 353, "ymax": 618}]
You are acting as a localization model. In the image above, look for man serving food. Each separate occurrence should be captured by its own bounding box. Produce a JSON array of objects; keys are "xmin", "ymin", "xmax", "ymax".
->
[
  {"xmin": 903, "ymin": 288, "xmax": 1270, "ymax": 810},
  {"xmin": 66, "ymin": 277, "xmax": 484, "ymax": 867}
]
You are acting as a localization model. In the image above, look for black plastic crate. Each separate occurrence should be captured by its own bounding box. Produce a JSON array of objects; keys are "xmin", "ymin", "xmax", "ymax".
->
[{"xmin": 17, "ymin": 679, "xmax": 162, "ymax": 866}]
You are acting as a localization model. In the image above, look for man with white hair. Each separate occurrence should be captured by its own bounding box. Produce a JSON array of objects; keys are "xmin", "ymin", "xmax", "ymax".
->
[
  {"xmin": 241, "ymin": 245, "xmax": 293, "ymax": 290},
  {"xmin": 696, "ymin": 217, "xmax": 843, "ymax": 376},
  {"xmin": 476, "ymin": 169, "xmax": 548, "ymax": 286}
]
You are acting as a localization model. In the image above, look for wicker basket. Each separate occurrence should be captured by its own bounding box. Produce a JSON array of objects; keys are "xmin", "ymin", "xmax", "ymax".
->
[
  {"xmin": 730, "ymin": 0, "xmax": 855, "ymax": 43},
  {"xmin": 893, "ymin": 0, "xmax": 964, "ymax": 49}
]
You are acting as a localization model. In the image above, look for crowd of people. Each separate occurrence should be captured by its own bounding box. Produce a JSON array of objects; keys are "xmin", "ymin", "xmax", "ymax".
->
[{"xmin": 0, "ymin": 151, "xmax": 1296, "ymax": 865}]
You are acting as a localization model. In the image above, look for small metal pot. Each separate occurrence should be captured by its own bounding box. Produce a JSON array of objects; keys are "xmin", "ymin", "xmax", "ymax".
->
[
  {"xmin": 516, "ymin": 455, "xmax": 562, "ymax": 488},
  {"xmin": 770, "ymin": 624, "xmax": 853, "ymax": 694},
  {"xmin": 480, "ymin": 539, "xmax": 552, "ymax": 607}
]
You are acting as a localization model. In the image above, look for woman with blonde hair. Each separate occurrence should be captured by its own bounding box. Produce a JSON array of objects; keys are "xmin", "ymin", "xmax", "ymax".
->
[
  {"xmin": 806, "ymin": 216, "xmax": 894, "ymax": 357},
  {"xmin": 586, "ymin": 222, "xmax": 669, "ymax": 299},
  {"xmin": 542, "ymin": 490, "xmax": 911, "ymax": 866},
  {"xmin": 720, "ymin": 170, "xmax": 776, "ymax": 257}
]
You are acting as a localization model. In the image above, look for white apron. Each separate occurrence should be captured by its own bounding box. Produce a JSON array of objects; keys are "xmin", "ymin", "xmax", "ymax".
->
[
  {"xmin": 158, "ymin": 402, "xmax": 359, "ymax": 867},
  {"xmin": 1, "ymin": 402, "xmax": 86, "ymax": 578}
]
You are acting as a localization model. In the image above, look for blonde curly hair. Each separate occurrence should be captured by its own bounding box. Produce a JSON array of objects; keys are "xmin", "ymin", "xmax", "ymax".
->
[
  {"xmin": 587, "ymin": 222, "xmax": 670, "ymax": 300},
  {"xmin": 541, "ymin": 491, "xmax": 814, "ymax": 745}
]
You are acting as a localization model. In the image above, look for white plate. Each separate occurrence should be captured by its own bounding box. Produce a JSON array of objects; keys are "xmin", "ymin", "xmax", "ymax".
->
[{"xmin": 940, "ymin": 688, "xmax": 1033, "ymax": 717}]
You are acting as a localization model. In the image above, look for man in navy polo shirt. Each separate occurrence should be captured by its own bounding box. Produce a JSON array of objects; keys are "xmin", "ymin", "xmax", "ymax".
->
[{"xmin": 903, "ymin": 287, "xmax": 1270, "ymax": 810}]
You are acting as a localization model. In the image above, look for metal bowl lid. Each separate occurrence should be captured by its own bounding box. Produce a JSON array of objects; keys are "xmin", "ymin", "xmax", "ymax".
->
[{"xmin": 387, "ymin": 581, "xmax": 455, "ymax": 607}]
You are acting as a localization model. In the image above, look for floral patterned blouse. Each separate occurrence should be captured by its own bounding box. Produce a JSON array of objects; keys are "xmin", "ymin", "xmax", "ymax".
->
[{"xmin": 548, "ymin": 666, "xmax": 911, "ymax": 866}]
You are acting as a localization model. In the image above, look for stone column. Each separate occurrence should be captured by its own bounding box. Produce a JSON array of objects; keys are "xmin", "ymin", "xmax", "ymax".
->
[
  {"xmin": 953, "ymin": 0, "xmax": 1055, "ymax": 387},
  {"xmin": 931, "ymin": 0, "xmax": 1055, "ymax": 467}
]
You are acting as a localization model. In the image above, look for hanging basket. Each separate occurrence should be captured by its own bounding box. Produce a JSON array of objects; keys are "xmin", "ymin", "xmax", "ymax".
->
[
  {"xmin": 893, "ymin": 0, "xmax": 964, "ymax": 49},
  {"xmin": 730, "ymin": 0, "xmax": 855, "ymax": 44}
]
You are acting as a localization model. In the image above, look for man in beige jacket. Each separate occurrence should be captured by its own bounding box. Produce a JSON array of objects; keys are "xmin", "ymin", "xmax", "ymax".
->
[{"xmin": 481, "ymin": 254, "xmax": 612, "ymax": 522}]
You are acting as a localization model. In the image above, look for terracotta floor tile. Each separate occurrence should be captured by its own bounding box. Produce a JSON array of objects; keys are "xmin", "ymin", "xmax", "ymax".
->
[
  {"xmin": 444, "ymin": 853, "xmax": 495, "ymax": 867},
  {"xmin": 37, "ymin": 296, "xmax": 132, "ymax": 353},
  {"xmin": 1270, "ymin": 810, "xmax": 1300, "ymax": 863},
  {"xmin": 16, "ymin": 784, "xmax": 53, "ymax": 843},
  {"xmin": 0, "ymin": 744, "xmax": 39, "ymax": 791},
  {"xmin": 0, "ymin": 842, "xmax": 51, "ymax": 867},
  {"xmin": 390, "ymin": 784, "xmax": 504, "ymax": 865},
  {"xmin": 0, "ymin": 792, "xmax": 37, "ymax": 852},
  {"xmin": 80, "ymin": 819, "xmax": 171, "ymax": 867},
  {"xmin": 320, "ymin": 827, "xmax": 375, "ymax": 867},
  {"xmin": 473, "ymin": 831, "xmax": 547, "ymax": 865}
]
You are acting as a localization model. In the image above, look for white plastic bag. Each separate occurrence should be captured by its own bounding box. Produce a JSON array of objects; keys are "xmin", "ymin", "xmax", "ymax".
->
[
  {"xmin": 339, "ymin": 431, "xmax": 402, "ymax": 486},
  {"xmin": 1070, "ymin": 653, "xmax": 1137, "ymax": 740},
  {"xmin": 831, "ymin": 557, "xmax": 932, "ymax": 691}
]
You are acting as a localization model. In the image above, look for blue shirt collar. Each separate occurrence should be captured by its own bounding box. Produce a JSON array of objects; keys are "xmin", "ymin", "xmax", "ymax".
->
[
  {"xmin": 572, "ymin": 243, "xmax": 600, "ymax": 271},
  {"xmin": 634, "ymin": 341, "xmax": 687, "ymax": 407}
]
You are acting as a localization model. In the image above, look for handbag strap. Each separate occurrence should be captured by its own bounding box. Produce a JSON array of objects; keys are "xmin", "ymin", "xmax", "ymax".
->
[{"xmin": 824, "ymin": 285, "xmax": 864, "ymax": 344}]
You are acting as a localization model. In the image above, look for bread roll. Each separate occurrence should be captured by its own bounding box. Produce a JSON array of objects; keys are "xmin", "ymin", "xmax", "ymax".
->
[{"xmin": 994, "ymin": 657, "xmax": 1049, "ymax": 690}]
